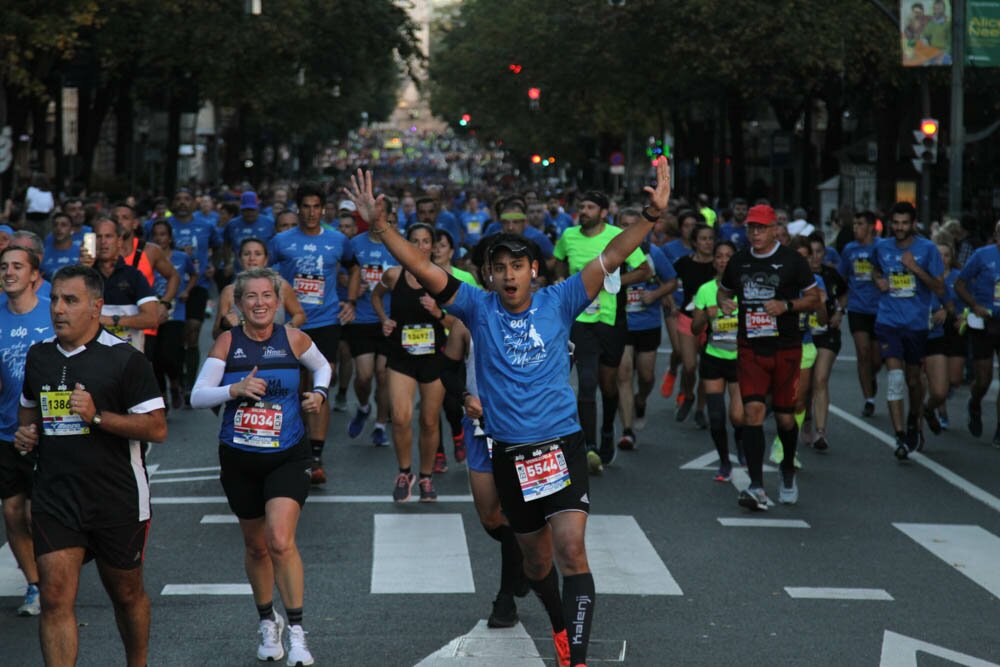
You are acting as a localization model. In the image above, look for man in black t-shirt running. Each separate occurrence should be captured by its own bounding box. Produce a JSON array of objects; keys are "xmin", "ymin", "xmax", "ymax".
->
[
  {"xmin": 719, "ymin": 205, "xmax": 820, "ymax": 510},
  {"xmin": 14, "ymin": 265, "xmax": 166, "ymax": 667}
]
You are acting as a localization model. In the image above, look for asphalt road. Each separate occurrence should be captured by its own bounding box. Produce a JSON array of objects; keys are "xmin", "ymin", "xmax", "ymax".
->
[{"xmin": 2, "ymin": 334, "xmax": 999, "ymax": 667}]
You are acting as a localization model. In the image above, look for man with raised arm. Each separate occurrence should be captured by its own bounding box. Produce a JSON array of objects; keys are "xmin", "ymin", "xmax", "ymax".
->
[{"xmin": 345, "ymin": 158, "xmax": 672, "ymax": 667}]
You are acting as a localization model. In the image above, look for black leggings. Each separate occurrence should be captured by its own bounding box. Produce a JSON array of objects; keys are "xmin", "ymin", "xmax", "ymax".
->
[{"xmin": 154, "ymin": 321, "xmax": 185, "ymax": 392}]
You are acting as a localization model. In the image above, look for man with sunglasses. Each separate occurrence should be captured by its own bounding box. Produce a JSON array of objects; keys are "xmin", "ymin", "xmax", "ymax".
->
[{"xmin": 718, "ymin": 205, "xmax": 820, "ymax": 510}]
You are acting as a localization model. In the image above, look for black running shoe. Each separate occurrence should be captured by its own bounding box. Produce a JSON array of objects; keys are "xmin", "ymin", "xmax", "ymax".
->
[
  {"xmin": 693, "ymin": 410, "xmax": 708, "ymax": 430},
  {"xmin": 862, "ymin": 400, "xmax": 875, "ymax": 418},
  {"xmin": 676, "ymin": 396, "xmax": 694, "ymax": 422},
  {"xmin": 968, "ymin": 399, "xmax": 983, "ymax": 438},
  {"xmin": 924, "ymin": 405, "xmax": 942, "ymax": 435},
  {"xmin": 487, "ymin": 593, "xmax": 518, "ymax": 628},
  {"xmin": 812, "ymin": 435, "xmax": 829, "ymax": 451},
  {"xmin": 599, "ymin": 429, "xmax": 617, "ymax": 466},
  {"xmin": 894, "ymin": 435, "xmax": 909, "ymax": 460},
  {"xmin": 905, "ymin": 423, "xmax": 920, "ymax": 453}
]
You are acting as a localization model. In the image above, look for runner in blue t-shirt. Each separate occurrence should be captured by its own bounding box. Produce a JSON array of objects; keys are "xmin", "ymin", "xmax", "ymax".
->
[
  {"xmin": 41, "ymin": 212, "xmax": 81, "ymax": 280},
  {"xmin": 717, "ymin": 197, "xmax": 749, "ymax": 249},
  {"xmin": 954, "ymin": 220, "xmax": 1000, "ymax": 444},
  {"xmin": 657, "ymin": 210, "xmax": 698, "ymax": 402},
  {"xmin": 838, "ymin": 211, "xmax": 883, "ymax": 416},
  {"xmin": 224, "ymin": 191, "xmax": 276, "ymax": 275},
  {"xmin": 342, "ymin": 200, "xmax": 398, "ymax": 447},
  {"xmin": 0, "ymin": 246, "xmax": 54, "ymax": 617},
  {"xmin": 616, "ymin": 215, "xmax": 677, "ymax": 449},
  {"xmin": 871, "ymin": 202, "xmax": 945, "ymax": 458},
  {"xmin": 345, "ymin": 157, "xmax": 672, "ymax": 667},
  {"xmin": 269, "ymin": 183, "xmax": 359, "ymax": 484},
  {"xmin": 460, "ymin": 196, "xmax": 491, "ymax": 247}
]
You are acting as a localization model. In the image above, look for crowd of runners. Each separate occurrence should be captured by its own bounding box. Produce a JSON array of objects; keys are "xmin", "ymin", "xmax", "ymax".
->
[{"xmin": 2, "ymin": 153, "xmax": 999, "ymax": 666}]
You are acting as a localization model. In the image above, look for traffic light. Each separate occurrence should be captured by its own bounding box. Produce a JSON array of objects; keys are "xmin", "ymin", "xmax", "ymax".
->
[
  {"xmin": 508, "ymin": 63, "xmax": 522, "ymax": 74},
  {"xmin": 527, "ymin": 87, "xmax": 541, "ymax": 111},
  {"xmin": 530, "ymin": 154, "xmax": 542, "ymax": 164},
  {"xmin": 919, "ymin": 118, "xmax": 938, "ymax": 163},
  {"xmin": 459, "ymin": 113, "xmax": 471, "ymax": 127}
]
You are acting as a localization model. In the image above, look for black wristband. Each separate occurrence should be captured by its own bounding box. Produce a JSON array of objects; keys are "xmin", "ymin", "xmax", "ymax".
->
[
  {"xmin": 433, "ymin": 272, "xmax": 463, "ymax": 305},
  {"xmin": 785, "ymin": 300, "xmax": 794, "ymax": 313},
  {"xmin": 220, "ymin": 318, "xmax": 233, "ymax": 331},
  {"xmin": 641, "ymin": 206, "xmax": 660, "ymax": 222}
]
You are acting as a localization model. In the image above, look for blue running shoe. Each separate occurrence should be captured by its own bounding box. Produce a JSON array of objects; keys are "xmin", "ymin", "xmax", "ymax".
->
[
  {"xmin": 347, "ymin": 407, "xmax": 369, "ymax": 439},
  {"xmin": 371, "ymin": 426, "xmax": 388, "ymax": 447}
]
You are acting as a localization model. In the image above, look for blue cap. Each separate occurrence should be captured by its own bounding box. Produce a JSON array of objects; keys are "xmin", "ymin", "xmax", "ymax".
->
[
  {"xmin": 0, "ymin": 224, "xmax": 13, "ymax": 235},
  {"xmin": 240, "ymin": 191, "xmax": 259, "ymax": 210}
]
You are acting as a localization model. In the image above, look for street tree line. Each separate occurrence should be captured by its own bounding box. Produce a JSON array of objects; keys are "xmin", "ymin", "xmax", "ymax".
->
[
  {"xmin": 0, "ymin": 0, "xmax": 420, "ymax": 195},
  {"xmin": 429, "ymin": 0, "xmax": 1000, "ymax": 212}
]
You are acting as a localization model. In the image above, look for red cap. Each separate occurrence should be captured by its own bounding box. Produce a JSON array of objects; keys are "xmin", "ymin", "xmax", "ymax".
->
[{"xmin": 746, "ymin": 204, "xmax": 777, "ymax": 225}]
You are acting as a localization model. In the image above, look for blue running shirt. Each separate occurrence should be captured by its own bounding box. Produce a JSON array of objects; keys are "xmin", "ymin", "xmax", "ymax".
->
[
  {"xmin": 957, "ymin": 244, "xmax": 1000, "ymax": 317},
  {"xmin": 270, "ymin": 227, "xmax": 355, "ymax": 329},
  {"xmin": 350, "ymin": 234, "xmax": 399, "ymax": 324},
  {"xmin": 0, "ymin": 299, "xmax": 54, "ymax": 440},
  {"xmin": 872, "ymin": 236, "xmax": 944, "ymax": 331},
  {"xmin": 838, "ymin": 241, "xmax": 882, "ymax": 315}
]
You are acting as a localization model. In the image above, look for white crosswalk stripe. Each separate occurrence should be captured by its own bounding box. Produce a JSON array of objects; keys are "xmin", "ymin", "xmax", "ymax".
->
[
  {"xmin": 894, "ymin": 523, "xmax": 1000, "ymax": 599},
  {"xmin": 371, "ymin": 514, "xmax": 476, "ymax": 594}
]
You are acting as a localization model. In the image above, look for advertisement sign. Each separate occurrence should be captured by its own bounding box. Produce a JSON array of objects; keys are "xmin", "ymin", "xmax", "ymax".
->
[
  {"xmin": 968, "ymin": 0, "xmax": 1000, "ymax": 66},
  {"xmin": 902, "ymin": 0, "xmax": 953, "ymax": 66}
]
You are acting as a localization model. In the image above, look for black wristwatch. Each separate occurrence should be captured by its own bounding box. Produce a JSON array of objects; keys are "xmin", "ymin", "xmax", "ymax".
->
[
  {"xmin": 785, "ymin": 300, "xmax": 794, "ymax": 314},
  {"xmin": 112, "ymin": 314, "xmax": 121, "ymax": 327}
]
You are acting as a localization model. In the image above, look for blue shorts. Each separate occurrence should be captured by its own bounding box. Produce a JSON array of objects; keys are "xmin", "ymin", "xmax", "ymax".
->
[
  {"xmin": 874, "ymin": 322, "xmax": 928, "ymax": 365},
  {"xmin": 463, "ymin": 416, "xmax": 493, "ymax": 474}
]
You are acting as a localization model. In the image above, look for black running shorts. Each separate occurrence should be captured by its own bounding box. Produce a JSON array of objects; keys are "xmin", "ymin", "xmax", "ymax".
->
[
  {"xmin": 0, "ymin": 441, "xmax": 34, "ymax": 500},
  {"xmin": 345, "ymin": 322, "xmax": 389, "ymax": 358},
  {"xmin": 32, "ymin": 511, "xmax": 150, "ymax": 570},
  {"xmin": 491, "ymin": 430, "xmax": 590, "ymax": 534},
  {"xmin": 625, "ymin": 327, "xmax": 662, "ymax": 353},
  {"xmin": 218, "ymin": 438, "xmax": 312, "ymax": 520}
]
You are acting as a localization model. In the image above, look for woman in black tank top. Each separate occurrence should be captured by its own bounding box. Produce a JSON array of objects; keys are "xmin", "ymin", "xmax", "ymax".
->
[{"xmin": 371, "ymin": 224, "xmax": 446, "ymax": 503}]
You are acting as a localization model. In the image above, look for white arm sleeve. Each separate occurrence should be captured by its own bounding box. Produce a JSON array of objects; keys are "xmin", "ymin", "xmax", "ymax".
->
[
  {"xmin": 299, "ymin": 343, "xmax": 332, "ymax": 394},
  {"xmin": 190, "ymin": 357, "xmax": 234, "ymax": 408}
]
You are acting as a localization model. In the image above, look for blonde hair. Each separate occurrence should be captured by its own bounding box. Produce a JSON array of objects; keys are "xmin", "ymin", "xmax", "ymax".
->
[{"xmin": 233, "ymin": 267, "xmax": 282, "ymax": 302}]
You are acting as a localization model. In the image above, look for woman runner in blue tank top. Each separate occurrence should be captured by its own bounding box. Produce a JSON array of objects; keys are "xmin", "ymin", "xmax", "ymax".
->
[{"xmin": 191, "ymin": 267, "xmax": 331, "ymax": 666}]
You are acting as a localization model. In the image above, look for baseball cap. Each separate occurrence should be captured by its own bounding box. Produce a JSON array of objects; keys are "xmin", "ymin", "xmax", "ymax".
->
[
  {"xmin": 240, "ymin": 191, "xmax": 259, "ymax": 210},
  {"xmin": 487, "ymin": 235, "xmax": 536, "ymax": 263},
  {"xmin": 746, "ymin": 204, "xmax": 777, "ymax": 226},
  {"xmin": 0, "ymin": 224, "xmax": 13, "ymax": 236},
  {"xmin": 338, "ymin": 199, "xmax": 357, "ymax": 212}
]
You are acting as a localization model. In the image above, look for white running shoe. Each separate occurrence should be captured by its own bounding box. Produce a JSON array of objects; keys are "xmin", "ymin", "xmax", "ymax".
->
[
  {"xmin": 17, "ymin": 584, "xmax": 41, "ymax": 616},
  {"xmin": 286, "ymin": 625, "xmax": 315, "ymax": 666},
  {"xmin": 257, "ymin": 613, "xmax": 286, "ymax": 662}
]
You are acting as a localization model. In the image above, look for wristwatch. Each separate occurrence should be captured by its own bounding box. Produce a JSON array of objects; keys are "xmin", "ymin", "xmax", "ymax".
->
[
  {"xmin": 92, "ymin": 411, "xmax": 103, "ymax": 427},
  {"xmin": 112, "ymin": 314, "xmax": 121, "ymax": 327},
  {"xmin": 785, "ymin": 300, "xmax": 794, "ymax": 314}
]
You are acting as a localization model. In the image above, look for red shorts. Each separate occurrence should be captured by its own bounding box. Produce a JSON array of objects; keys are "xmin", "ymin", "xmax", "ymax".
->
[
  {"xmin": 737, "ymin": 345, "xmax": 802, "ymax": 413},
  {"xmin": 676, "ymin": 312, "xmax": 707, "ymax": 347}
]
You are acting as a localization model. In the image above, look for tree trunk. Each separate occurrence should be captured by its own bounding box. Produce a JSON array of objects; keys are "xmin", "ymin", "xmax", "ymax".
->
[
  {"xmin": 874, "ymin": 93, "xmax": 900, "ymax": 211},
  {"xmin": 114, "ymin": 80, "xmax": 134, "ymax": 179},
  {"xmin": 727, "ymin": 89, "xmax": 746, "ymax": 199},
  {"xmin": 77, "ymin": 83, "xmax": 114, "ymax": 189},
  {"xmin": 164, "ymin": 90, "xmax": 182, "ymax": 194}
]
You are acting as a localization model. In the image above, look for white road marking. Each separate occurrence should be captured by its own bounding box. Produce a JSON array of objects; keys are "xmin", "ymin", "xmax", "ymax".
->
[
  {"xmin": 151, "ymin": 494, "xmax": 474, "ymax": 504},
  {"xmin": 829, "ymin": 404, "xmax": 1000, "ymax": 514},
  {"xmin": 879, "ymin": 629, "xmax": 999, "ymax": 667},
  {"xmin": 586, "ymin": 515, "xmax": 682, "ymax": 595},
  {"xmin": 0, "ymin": 543, "xmax": 25, "ymax": 597},
  {"xmin": 200, "ymin": 514, "xmax": 239, "ymax": 524},
  {"xmin": 717, "ymin": 518, "xmax": 810, "ymax": 528},
  {"xmin": 161, "ymin": 583, "xmax": 252, "ymax": 595},
  {"xmin": 146, "ymin": 463, "xmax": 159, "ymax": 475},
  {"xmin": 679, "ymin": 450, "xmax": 775, "ymax": 472},
  {"xmin": 784, "ymin": 587, "xmax": 893, "ymax": 600},
  {"xmin": 150, "ymin": 465, "xmax": 220, "ymax": 475},
  {"xmin": 149, "ymin": 474, "xmax": 218, "ymax": 484},
  {"xmin": 371, "ymin": 514, "xmax": 475, "ymax": 594},
  {"xmin": 414, "ymin": 620, "xmax": 544, "ymax": 666},
  {"xmin": 893, "ymin": 523, "xmax": 1000, "ymax": 599}
]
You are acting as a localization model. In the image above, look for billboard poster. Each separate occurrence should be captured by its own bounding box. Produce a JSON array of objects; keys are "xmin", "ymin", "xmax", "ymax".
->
[
  {"xmin": 901, "ymin": 0, "xmax": 953, "ymax": 66},
  {"xmin": 968, "ymin": 0, "xmax": 1000, "ymax": 66}
]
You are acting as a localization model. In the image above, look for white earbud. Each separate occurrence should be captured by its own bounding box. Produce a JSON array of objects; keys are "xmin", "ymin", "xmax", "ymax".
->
[
  {"xmin": 531, "ymin": 269, "xmax": 537, "ymax": 278},
  {"xmin": 489, "ymin": 275, "xmax": 494, "ymax": 283}
]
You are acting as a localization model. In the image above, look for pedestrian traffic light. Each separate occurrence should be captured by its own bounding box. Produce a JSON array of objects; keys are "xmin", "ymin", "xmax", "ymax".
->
[
  {"xmin": 459, "ymin": 113, "xmax": 471, "ymax": 127},
  {"xmin": 918, "ymin": 118, "xmax": 938, "ymax": 164}
]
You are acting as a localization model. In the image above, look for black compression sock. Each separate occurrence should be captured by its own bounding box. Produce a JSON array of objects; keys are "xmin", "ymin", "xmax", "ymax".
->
[
  {"xmin": 399, "ymin": 466, "xmax": 411, "ymax": 474},
  {"xmin": 256, "ymin": 601, "xmax": 275, "ymax": 621},
  {"xmin": 486, "ymin": 525, "xmax": 525, "ymax": 595},
  {"xmin": 529, "ymin": 566, "xmax": 565, "ymax": 632},
  {"xmin": 577, "ymin": 398, "xmax": 597, "ymax": 447},
  {"xmin": 562, "ymin": 572, "xmax": 596, "ymax": 666},
  {"xmin": 310, "ymin": 440, "xmax": 324, "ymax": 460},
  {"xmin": 601, "ymin": 394, "xmax": 618, "ymax": 433},
  {"xmin": 777, "ymin": 425, "xmax": 799, "ymax": 476},
  {"xmin": 286, "ymin": 607, "xmax": 303, "ymax": 626},
  {"xmin": 743, "ymin": 425, "xmax": 765, "ymax": 487}
]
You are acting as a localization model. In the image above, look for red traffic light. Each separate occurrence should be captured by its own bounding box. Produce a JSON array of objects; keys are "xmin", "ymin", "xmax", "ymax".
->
[
  {"xmin": 530, "ymin": 154, "xmax": 542, "ymax": 164},
  {"xmin": 508, "ymin": 64, "xmax": 522, "ymax": 74},
  {"xmin": 461, "ymin": 113, "xmax": 471, "ymax": 123},
  {"xmin": 920, "ymin": 119, "xmax": 939, "ymax": 137},
  {"xmin": 527, "ymin": 87, "xmax": 541, "ymax": 100}
]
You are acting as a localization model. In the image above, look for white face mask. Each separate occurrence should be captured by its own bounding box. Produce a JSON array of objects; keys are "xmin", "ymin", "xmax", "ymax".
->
[{"xmin": 604, "ymin": 267, "xmax": 621, "ymax": 294}]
